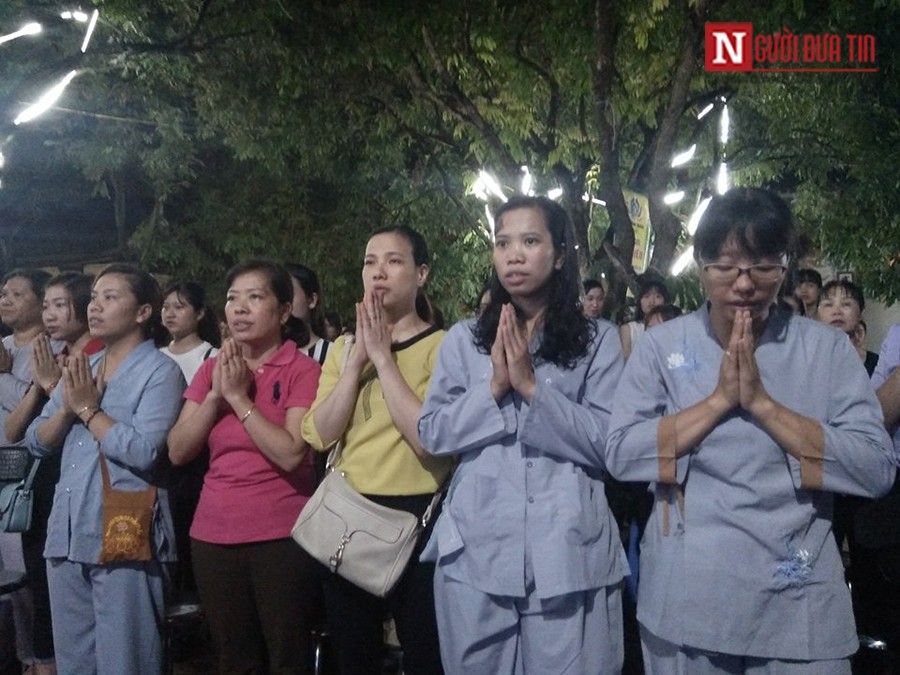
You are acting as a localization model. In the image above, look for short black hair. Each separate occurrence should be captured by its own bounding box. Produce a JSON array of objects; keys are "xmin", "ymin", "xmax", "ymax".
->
[
  {"xmin": 634, "ymin": 276, "xmax": 671, "ymax": 322},
  {"xmin": 820, "ymin": 279, "xmax": 865, "ymax": 312},
  {"xmin": 694, "ymin": 188, "xmax": 794, "ymax": 264},
  {"xmin": 2, "ymin": 269, "xmax": 52, "ymax": 298},
  {"xmin": 47, "ymin": 272, "xmax": 93, "ymax": 325},
  {"xmin": 226, "ymin": 259, "xmax": 293, "ymax": 307}
]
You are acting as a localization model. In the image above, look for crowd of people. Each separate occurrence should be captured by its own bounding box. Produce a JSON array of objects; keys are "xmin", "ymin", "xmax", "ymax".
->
[{"xmin": 0, "ymin": 187, "xmax": 894, "ymax": 675}]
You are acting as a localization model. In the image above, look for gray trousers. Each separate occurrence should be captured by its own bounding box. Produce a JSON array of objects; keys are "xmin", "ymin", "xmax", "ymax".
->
[
  {"xmin": 640, "ymin": 626, "xmax": 852, "ymax": 675},
  {"xmin": 434, "ymin": 566, "xmax": 623, "ymax": 675},
  {"xmin": 47, "ymin": 558, "xmax": 165, "ymax": 675}
]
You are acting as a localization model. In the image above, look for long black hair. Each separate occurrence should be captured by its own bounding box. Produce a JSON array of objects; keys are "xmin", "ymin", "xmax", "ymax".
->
[
  {"xmin": 285, "ymin": 263, "xmax": 326, "ymax": 339},
  {"xmin": 473, "ymin": 195, "xmax": 594, "ymax": 369},
  {"xmin": 162, "ymin": 281, "xmax": 222, "ymax": 348}
]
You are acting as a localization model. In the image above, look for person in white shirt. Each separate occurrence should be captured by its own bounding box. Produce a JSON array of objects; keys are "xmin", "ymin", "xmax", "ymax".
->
[{"xmin": 160, "ymin": 281, "xmax": 220, "ymax": 384}]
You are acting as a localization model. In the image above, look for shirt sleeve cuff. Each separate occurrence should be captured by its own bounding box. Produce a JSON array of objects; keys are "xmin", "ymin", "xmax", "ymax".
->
[
  {"xmin": 797, "ymin": 423, "xmax": 825, "ymax": 490},
  {"xmin": 657, "ymin": 415, "xmax": 679, "ymax": 485}
]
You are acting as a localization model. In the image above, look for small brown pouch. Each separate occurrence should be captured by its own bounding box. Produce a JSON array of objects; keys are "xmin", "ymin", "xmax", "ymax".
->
[{"xmin": 98, "ymin": 454, "xmax": 157, "ymax": 564}]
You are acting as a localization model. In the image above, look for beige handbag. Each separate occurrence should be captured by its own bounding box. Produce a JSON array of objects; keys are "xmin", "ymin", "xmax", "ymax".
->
[
  {"xmin": 290, "ymin": 337, "xmax": 441, "ymax": 597},
  {"xmin": 291, "ymin": 467, "xmax": 440, "ymax": 597}
]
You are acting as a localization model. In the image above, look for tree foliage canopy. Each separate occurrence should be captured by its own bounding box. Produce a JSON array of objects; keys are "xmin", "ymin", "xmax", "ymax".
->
[{"xmin": 0, "ymin": 0, "xmax": 896, "ymax": 321}]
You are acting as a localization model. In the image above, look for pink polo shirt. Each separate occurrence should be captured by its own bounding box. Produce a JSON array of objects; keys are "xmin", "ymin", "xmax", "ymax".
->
[{"xmin": 186, "ymin": 341, "xmax": 321, "ymax": 544}]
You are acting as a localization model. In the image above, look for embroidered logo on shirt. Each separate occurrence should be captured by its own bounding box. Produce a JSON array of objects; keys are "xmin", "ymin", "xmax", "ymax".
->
[
  {"xmin": 666, "ymin": 352, "xmax": 686, "ymax": 369},
  {"xmin": 665, "ymin": 348, "xmax": 700, "ymax": 373},
  {"xmin": 773, "ymin": 545, "xmax": 813, "ymax": 589}
]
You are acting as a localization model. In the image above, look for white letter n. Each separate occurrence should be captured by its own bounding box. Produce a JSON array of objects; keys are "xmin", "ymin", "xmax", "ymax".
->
[{"xmin": 713, "ymin": 32, "xmax": 745, "ymax": 64}]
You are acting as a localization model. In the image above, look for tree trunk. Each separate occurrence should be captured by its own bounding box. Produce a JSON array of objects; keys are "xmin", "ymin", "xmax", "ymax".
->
[
  {"xmin": 110, "ymin": 172, "xmax": 128, "ymax": 259},
  {"xmin": 646, "ymin": 0, "xmax": 705, "ymax": 275},
  {"xmin": 593, "ymin": 0, "xmax": 636, "ymax": 305}
]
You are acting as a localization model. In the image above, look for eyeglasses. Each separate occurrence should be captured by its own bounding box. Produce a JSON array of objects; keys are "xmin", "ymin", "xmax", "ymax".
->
[{"xmin": 700, "ymin": 261, "xmax": 787, "ymax": 283}]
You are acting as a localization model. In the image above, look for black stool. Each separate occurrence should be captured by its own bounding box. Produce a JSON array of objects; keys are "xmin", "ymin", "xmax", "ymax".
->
[{"xmin": 163, "ymin": 599, "xmax": 205, "ymax": 675}]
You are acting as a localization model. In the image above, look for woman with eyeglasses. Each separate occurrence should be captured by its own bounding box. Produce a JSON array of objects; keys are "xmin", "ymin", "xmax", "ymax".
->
[{"xmin": 606, "ymin": 188, "xmax": 894, "ymax": 674}]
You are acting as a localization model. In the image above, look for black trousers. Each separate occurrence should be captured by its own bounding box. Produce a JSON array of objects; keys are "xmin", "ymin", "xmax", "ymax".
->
[
  {"xmin": 192, "ymin": 537, "xmax": 323, "ymax": 675},
  {"xmin": 320, "ymin": 493, "xmax": 444, "ymax": 675},
  {"xmin": 21, "ymin": 455, "xmax": 61, "ymax": 661}
]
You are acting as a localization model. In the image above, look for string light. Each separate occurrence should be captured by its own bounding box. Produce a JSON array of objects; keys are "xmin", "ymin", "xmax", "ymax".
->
[
  {"xmin": 716, "ymin": 162, "xmax": 730, "ymax": 195},
  {"xmin": 0, "ymin": 22, "xmax": 42, "ymax": 45},
  {"xmin": 719, "ymin": 103, "xmax": 730, "ymax": 145},
  {"xmin": 14, "ymin": 70, "xmax": 79, "ymax": 125},
  {"xmin": 671, "ymin": 245, "xmax": 695, "ymax": 276},
  {"xmin": 520, "ymin": 166, "xmax": 533, "ymax": 196},
  {"xmin": 671, "ymin": 144, "xmax": 696, "ymax": 168},
  {"xmin": 80, "ymin": 10, "xmax": 99, "ymax": 52},
  {"xmin": 60, "ymin": 10, "xmax": 89, "ymax": 22},
  {"xmin": 663, "ymin": 191, "xmax": 685, "ymax": 205},
  {"xmin": 687, "ymin": 197, "xmax": 712, "ymax": 236}
]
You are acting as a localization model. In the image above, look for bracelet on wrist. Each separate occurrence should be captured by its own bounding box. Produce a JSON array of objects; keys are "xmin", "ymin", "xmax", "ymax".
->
[
  {"xmin": 239, "ymin": 405, "xmax": 255, "ymax": 425},
  {"xmin": 81, "ymin": 408, "xmax": 101, "ymax": 428}
]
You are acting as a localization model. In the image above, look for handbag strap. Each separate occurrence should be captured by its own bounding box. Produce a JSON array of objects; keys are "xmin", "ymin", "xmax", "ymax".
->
[
  {"xmin": 97, "ymin": 453, "xmax": 157, "ymax": 500},
  {"xmin": 420, "ymin": 488, "xmax": 444, "ymax": 528},
  {"xmin": 325, "ymin": 336, "xmax": 355, "ymax": 472},
  {"xmin": 326, "ymin": 335, "xmax": 449, "ymax": 528},
  {"xmin": 21, "ymin": 457, "xmax": 40, "ymax": 491}
]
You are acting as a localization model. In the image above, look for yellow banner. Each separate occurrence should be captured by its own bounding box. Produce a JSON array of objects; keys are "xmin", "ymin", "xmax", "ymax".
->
[{"xmin": 623, "ymin": 190, "xmax": 651, "ymax": 273}]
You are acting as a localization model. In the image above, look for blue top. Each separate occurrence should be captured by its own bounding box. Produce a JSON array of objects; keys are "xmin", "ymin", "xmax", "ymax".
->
[
  {"xmin": 606, "ymin": 305, "xmax": 895, "ymax": 660},
  {"xmin": 0, "ymin": 334, "xmax": 64, "ymax": 445},
  {"xmin": 25, "ymin": 340, "xmax": 186, "ymax": 563},
  {"xmin": 872, "ymin": 323, "xmax": 900, "ymax": 454},
  {"xmin": 418, "ymin": 318, "xmax": 627, "ymax": 600}
]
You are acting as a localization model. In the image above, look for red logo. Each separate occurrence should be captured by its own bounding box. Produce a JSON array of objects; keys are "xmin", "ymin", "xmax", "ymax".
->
[
  {"xmin": 706, "ymin": 23, "xmax": 753, "ymax": 72},
  {"xmin": 705, "ymin": 23, "xmax": 877, "ymax": 73}
]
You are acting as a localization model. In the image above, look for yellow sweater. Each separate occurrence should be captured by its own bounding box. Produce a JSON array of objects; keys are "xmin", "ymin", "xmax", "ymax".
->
[{"xmin": 301, "ymin": 327, "xmax": 454, "ymax": 495}]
